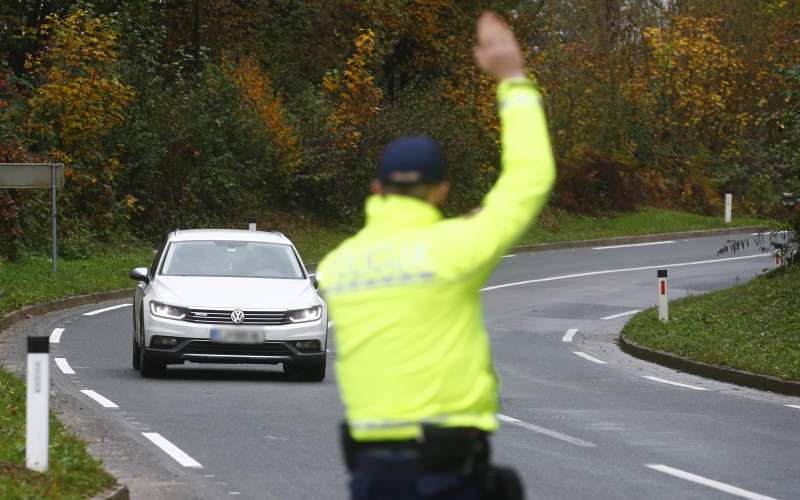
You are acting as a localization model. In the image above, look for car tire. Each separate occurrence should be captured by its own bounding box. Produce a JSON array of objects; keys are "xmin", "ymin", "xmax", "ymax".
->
[
  {"xmin": 285, "ymin": 357, "xmax": 326, "ymax": 382},
  {"xmin": 132, "ymin": 337, "xmax": 141, "ymax": 370},
  {"xmin": 138, "ymin": 323, "xmax": 166, "ymax": 378},
  {"xmin": 139, "ymin": 348, "xmax": 166, "ymax": 378},
  {"xmin": 133, "ymin": 308, "xmax": 142, "ymax": 369}
]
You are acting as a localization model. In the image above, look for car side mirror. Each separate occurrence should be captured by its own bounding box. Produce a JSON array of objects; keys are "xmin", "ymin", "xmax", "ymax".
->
[
  {"xmin": 130, "ymin": 267, "xmax": 150, "ymax": 283},
  {"xmin": 311, "ymin": 275, "xmax": 318, "ymax": 289}
]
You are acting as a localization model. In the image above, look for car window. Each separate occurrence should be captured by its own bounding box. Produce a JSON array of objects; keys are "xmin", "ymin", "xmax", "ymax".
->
[{"xmin": 160, "ymin": 240, "xmax": 305, "ymax": 279}]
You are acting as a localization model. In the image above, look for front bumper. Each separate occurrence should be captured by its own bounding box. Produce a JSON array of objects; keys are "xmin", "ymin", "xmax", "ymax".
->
[
  {"xmin": 143, "ymin": 309, "xmax": 327, "ymax": 366},
  {"xmin": 145, "ymin": 338, "xmax": 325, "ymax": 365}
]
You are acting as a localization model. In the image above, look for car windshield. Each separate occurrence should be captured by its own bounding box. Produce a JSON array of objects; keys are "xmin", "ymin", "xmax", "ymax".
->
[{"xmin": 160, "ymin": 240, "xmax": 305, "ymax": 279}]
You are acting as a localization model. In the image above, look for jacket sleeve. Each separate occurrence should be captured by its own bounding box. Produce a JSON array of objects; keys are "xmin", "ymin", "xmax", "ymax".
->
[{"xmin": 432, "ymin": 79, "xmax": 556, "ymax": 280}]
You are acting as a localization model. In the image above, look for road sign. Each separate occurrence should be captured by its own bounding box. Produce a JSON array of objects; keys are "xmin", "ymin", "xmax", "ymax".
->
[
  {"xmin": 0, "ymin": 163, "xmax": 64, "ymax": 188},
  {"xmin": 0, "ymin": 163, "xmax": 64, "ymax": 272}
]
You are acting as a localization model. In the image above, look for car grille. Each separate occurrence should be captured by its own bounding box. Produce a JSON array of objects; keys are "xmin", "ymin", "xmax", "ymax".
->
[
  {"xmin": 182, "ymin": 341, "xmax": 292, "ymax": 356},
  {"xmin": 186, "ymin": 308, "xmax": 290, "ymax": 325}
]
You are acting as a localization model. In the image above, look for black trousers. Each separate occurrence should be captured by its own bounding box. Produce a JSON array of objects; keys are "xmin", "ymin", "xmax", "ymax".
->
[{"xmin": 349, "ymin": 450, "xmax": 486, "ymax": 500}]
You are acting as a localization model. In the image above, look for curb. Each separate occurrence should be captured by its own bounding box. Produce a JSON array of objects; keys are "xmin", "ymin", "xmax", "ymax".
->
[
  {"xmin": 511, "ymin": 225, "xmax": 768, "ymax": 254},
  {"xmin": 92, "ymin": 485, "xmax": 130, "ymax": 500},
  {"xmin": 618, "ymin": 333, "xmax": 800, "ymax": 397},
  {"xmin": 0, "ymin": 288, "xmax": 133, "ymax": 332}
]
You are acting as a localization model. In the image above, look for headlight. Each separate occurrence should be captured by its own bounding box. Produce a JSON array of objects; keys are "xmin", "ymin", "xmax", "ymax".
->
[
  {"xmin": 288, "ymin": 305, "xmax": 322, "ymax": 323},
  {"xmin": 149, "ymin": 301, "xmax": 189, "ymax": 321}
]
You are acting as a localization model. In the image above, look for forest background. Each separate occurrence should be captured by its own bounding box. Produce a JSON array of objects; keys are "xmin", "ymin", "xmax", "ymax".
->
[{"xmin": 0, "ymin": 0, "xmax": 798, "ymax": 259}]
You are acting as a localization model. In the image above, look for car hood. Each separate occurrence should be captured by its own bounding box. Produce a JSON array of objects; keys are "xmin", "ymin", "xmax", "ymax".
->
[{"xmin": 152, "ymin": 276, "xmax": 316, "ymax": 310}]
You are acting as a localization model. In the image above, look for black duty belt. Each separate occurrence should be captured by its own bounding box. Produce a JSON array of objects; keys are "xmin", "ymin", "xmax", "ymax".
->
[{"xmin": 340, "ymin": 422, "xmax": 490, "ymax": 474}]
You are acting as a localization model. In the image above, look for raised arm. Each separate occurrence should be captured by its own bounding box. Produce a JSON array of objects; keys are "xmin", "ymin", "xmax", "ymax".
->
[{"xmin": 433, "ymin": 12, "xmax": 556, "ymax": 279}]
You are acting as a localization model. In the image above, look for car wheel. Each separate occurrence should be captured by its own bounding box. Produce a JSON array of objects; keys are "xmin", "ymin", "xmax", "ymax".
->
[
  {"xmin": 132, "ymin": 309, "xmax": 142, "ymax": 369},
  {"xmin": 138, "ymin": 334, "xmax": 166, "ymax": 378},
  {"xmin": 132, "ymin": 337, "xmax": 141, "ymax": 370},
  {"xmin": 285, "ymin": 357, "xmax": 326, "ymax": 382},
  {"xmin": 139, "ymin": 349, "xmax": 166, "ymax": 378}
]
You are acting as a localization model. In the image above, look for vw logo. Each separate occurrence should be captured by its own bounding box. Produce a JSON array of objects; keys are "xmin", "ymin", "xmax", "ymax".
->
[{"xmin": 230, "ymin": 309, "xmax": 246, "ymax": 324}]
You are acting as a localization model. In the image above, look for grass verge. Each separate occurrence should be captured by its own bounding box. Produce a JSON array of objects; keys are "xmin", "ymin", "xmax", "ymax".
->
[
  {"xmin": 281, "ymin": 207, "xmax": 770, "ymax": 263},
  {"xmin": 622, "ymin": 264, "xmax": 800, "ymax": 381},
  {"xmin": 519, "ymin": 207, "xmax": 769, "ymax": 245},
  {"xmin": 0, "ymin": 246, "xmax": 153, "ymax": 319},
  {"xmin": 0, "ymin": 370, "xmax": 116, "ymax": 499},
  {"xmin": 0, "ymin": 208, "xmax": 771, "ymax": 319}
]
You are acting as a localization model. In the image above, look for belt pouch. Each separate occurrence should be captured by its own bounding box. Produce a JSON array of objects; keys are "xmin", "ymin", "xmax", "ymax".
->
[{"xmin": 420, "ymin": 425, "xmax": 486, "ymax": 472}]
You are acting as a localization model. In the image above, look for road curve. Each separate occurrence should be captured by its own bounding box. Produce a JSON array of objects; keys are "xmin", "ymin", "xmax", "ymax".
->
[{"xmin": 14, "ymin": 232, "xmax": 800, "ymax": 499}]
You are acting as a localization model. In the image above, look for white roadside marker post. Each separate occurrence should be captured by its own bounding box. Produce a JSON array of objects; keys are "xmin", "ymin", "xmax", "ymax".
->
[
  {"xmin": 657, "ymin": 270, "xmax": 668, "ymax": 322},
  {"xmin": 26, "ymin": 336, "xmax": 50, "ymax": 472},
  {"xmin": 248, "ymin": 217, "xmax": 257, "ymax": 231},
  {"xmin": 724, "ymin": 193, "xmax": 732, "ymax": 224}
]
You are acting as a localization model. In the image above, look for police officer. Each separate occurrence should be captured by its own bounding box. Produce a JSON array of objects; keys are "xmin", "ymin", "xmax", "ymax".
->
[{"xmin": 317, "ymin": 11, "xmax": 555, "ymax": 500}]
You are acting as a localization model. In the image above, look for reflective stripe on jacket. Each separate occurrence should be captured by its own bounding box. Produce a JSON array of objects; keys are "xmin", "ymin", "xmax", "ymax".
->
[{"xmin": 317, "ymin": 79, "xmax": 556, "ymax": 441}]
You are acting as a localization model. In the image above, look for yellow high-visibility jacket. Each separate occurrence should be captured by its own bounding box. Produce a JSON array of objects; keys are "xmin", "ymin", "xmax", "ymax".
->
[{"xmin": 317, "ymin": 79, "xmax": 555, "ymax": 441}]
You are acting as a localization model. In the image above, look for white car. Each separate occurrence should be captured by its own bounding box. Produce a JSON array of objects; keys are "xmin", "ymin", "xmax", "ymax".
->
[{"xmin": 130, "ymin": 229, "xmax": 328, "ymax": 380}]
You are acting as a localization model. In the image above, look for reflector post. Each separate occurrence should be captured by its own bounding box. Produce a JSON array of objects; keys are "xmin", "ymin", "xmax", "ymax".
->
[
  {"xmin": 26, "ymin": 336, "xmax": 50, "ymax": 472},
  {"xmin": 657, "ymin": 269, "xmax": 668, "ymax": 322}
]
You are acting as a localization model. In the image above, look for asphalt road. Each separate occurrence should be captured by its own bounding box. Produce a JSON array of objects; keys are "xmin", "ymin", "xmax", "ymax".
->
[{"xmin": 10, "ymin": 232, "xmax": 800, "ymax": 499}]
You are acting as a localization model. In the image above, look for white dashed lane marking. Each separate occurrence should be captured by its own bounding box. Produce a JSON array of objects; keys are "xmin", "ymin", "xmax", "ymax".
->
[
  {"xmin": 785, "ymin": 405, "xmax": 800, "ymax": 410},
  {"xmin": 498, "ymin": 414, "xmax": 596, "ymax": 448},
  {"xmin": 49, "ymin": 328, "xmax": 65, "ymax": 343},
  {"xmin": 54, "ymin": 357, "xmax": 75, "ymax": 375},
  {"xmin": 601, "ymin": 309, "xmax": 641, "ymax": 320},
  {"xmin": 80, "ymin": 389, "xmax": 120, "ymax": 408},
  {"xmin": 642, "ymin": 376, "xmax": 708, "ymax": 391},
  {"xmin": 83, "ymin": 303, "xmax": 131, "ymax": 316},
  {"xmin": 646, "ymin": 464, "xmax": 778, "ymax": 500},
  {"xmin": 561, "ymin": 328, "xmax": 578, "ymax": 342},
  {"xmin": 593, "ymin": 240, "xmax": 676, "ymax": 250},
  {"xmin": 573, "ymin": 352, "xmax": 607, "ymax": 365},
  {"xmin": 142, "ymin": 432, "xmax": 202, "ymax": 468}
]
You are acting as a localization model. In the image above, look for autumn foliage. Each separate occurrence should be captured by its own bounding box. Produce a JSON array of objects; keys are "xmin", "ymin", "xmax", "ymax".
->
[{"xmin": 0, "ymin": 0, "xmax": 798, "ymax": 259}]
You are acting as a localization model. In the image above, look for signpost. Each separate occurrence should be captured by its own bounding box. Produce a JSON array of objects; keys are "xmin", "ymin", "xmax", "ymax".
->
[{"xmin": 0, "ymin": 163, "xmax": 64, "ymax": 272}]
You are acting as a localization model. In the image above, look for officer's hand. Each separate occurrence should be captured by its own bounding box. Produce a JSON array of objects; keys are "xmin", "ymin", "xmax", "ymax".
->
[{"xmin": 474, "ymin": 11, "xmax": 524, "ymax": 81}]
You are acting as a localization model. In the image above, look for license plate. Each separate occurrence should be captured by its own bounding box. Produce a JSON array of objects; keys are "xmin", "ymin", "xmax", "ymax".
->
[{"xmin": 209, "ymin": 328, "xmax": 265, "ymax": 344}]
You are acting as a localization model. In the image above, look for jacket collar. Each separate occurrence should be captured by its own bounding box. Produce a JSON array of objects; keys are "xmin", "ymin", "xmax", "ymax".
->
[{"xmin": 364, "ymin": 194, "xmax": 443, "ymax": 230}]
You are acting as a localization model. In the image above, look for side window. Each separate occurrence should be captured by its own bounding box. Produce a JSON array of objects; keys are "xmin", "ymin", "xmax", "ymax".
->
[{"xmin": 149, "ymin": 241, "xmax": 166, "ymax": 279}]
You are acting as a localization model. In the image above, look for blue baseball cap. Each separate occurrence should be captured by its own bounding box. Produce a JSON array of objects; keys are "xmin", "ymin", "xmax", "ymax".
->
[{"xmin": 378, "ymin": 136, "xmax": 447, "ymax": 184}]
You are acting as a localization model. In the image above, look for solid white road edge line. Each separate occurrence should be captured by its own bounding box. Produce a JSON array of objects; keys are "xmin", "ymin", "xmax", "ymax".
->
[
  {"xmin": 601, "ymin": 309, "xmax": 642, "ymax": 320},
  {"xmin": 142, "ymin": 432, "xmax": 202, "ymax": 468},
  {"xmin": 646, "ymin": 464, "xmax": 778, "ymax": 500},
  {"xmin": 785, "ymin": 405, "xmax": 800, "ymax": 410},
  {"xmin": 54, "ymin": 358, "xmax": 75, "ymax": 375},
  {"xmin": 83, "ymin": 303, "xmax": 131, "ymax": 316},
  {"xmin": 481, "ymin": 253, "xmax": 770, "ymax": 292},
  {"xmin": 498, "ymin": 414, "xmax": 596, "ymax": 448},
  {"xmin": 593, "ymin": 240, "xmax": 676, "ymax": 250},
  {"xmin": 80, "ymin": 389, "xmax": 120, "ymax": 408},
  {"xmin": 562, "ymin": 328, "xmax": 578, "ymax": 342},
  {"xmin": 642, "ymin": 376, "xmax": 708, "ymax": 391},
  {"xmin": 49, "ymin": 327, "xmax": 65, "ymax": 343},
  {"xmin": 573, "ymin": 352, "xmax": 607, "ymax": 365}
]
